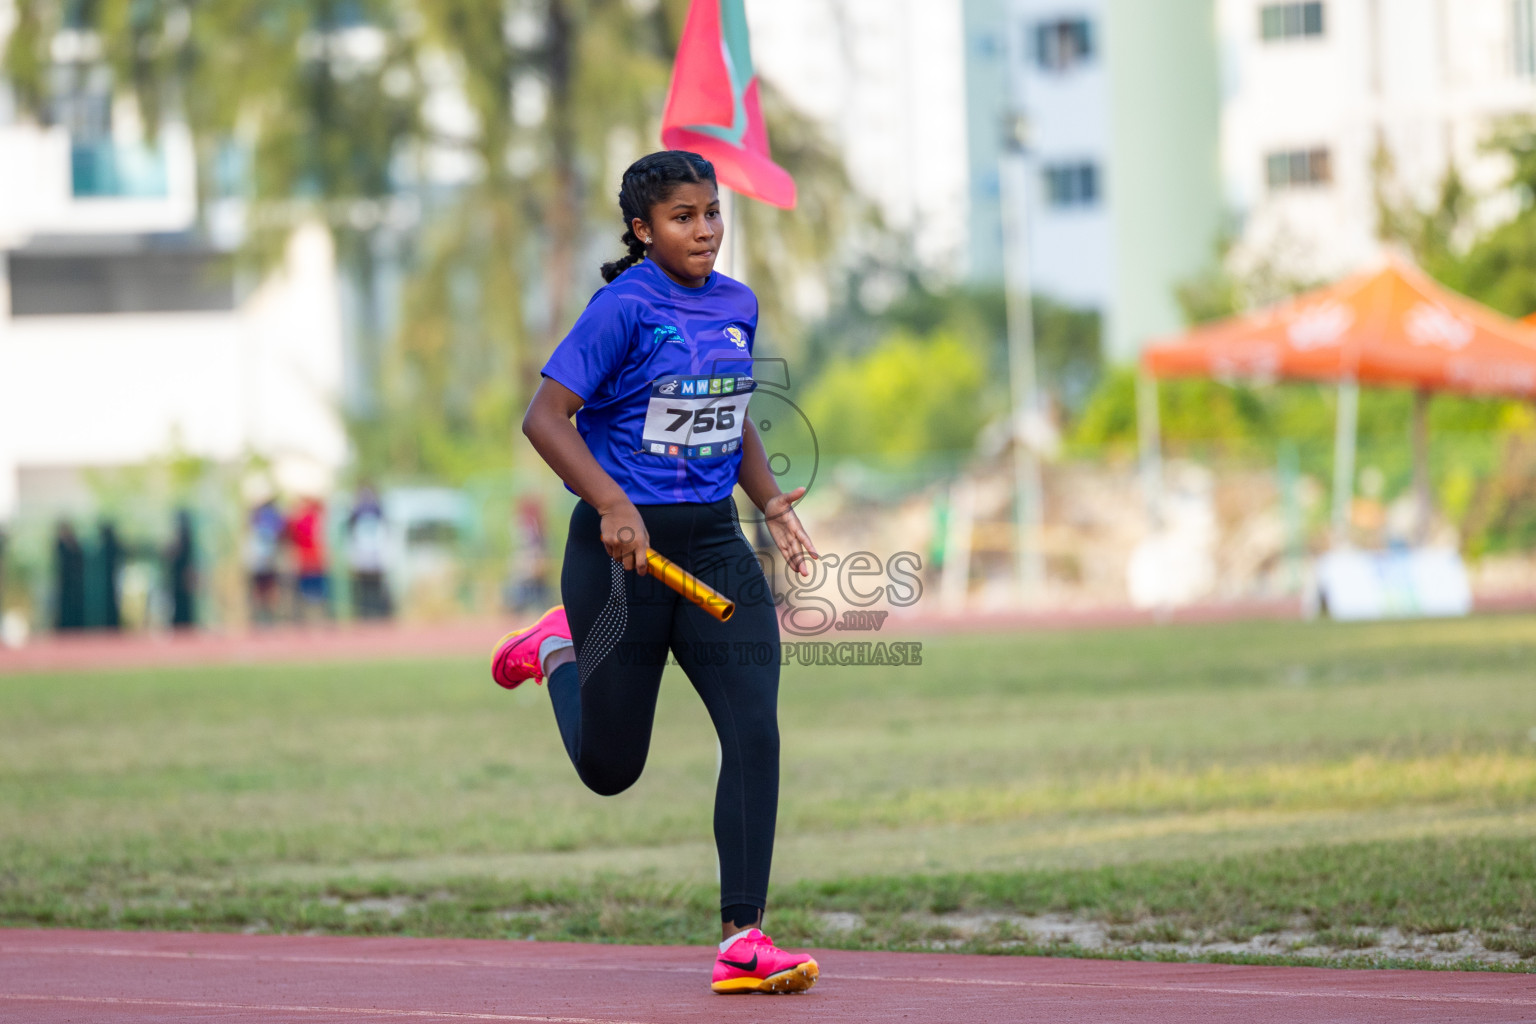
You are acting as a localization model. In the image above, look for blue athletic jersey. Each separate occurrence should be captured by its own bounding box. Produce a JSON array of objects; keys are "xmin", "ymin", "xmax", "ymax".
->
[{"xmin": 541, "ymin": 258, "xmax": 758, "ymax": 505}]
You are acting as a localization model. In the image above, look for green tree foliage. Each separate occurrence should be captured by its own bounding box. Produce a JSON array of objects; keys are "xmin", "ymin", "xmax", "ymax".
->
[
  {"xmin": 1075, "ymin": 368, "xmax": 1528, "ymax": 458},
  {"xmin": 1384, "ymin": 121, "xmax": 1536, "ymax": 319},
  {"xmin": 806, "ymin": 273, "xmax": 1103, "ymax": 424},
  {"xmin": 801, "ymin": 329, "xmax": 991, "ymax": 459},
  {"xmin": 1372, "ymin": 119, "xmax": 1536, "ymax": 553}
]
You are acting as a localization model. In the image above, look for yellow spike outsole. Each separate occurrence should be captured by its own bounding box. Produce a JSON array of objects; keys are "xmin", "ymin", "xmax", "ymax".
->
[{"xmin": 711, "ymin": 959, "xmax": 819, "ymax": 994}]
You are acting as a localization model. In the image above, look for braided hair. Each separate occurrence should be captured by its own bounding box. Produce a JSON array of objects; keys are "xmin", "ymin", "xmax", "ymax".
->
[{"xmin": 600, "ymin": 150, "xmax": 717, "ymax": 283}]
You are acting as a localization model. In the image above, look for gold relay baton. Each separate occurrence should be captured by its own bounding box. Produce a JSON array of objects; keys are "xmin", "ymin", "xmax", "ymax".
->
[{"xmin": 645, "ymin": 548, "xmax": 735, "ymax": 622}]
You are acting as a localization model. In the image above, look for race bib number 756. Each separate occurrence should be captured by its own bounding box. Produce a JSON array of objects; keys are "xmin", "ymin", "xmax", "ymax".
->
[{"xmin": 641, "ymin": 374, "xmax": 756, "ymax": 459}]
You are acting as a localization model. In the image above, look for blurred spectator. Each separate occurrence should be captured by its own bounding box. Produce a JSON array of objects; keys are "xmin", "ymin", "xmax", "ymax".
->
[
  {"xmin": 53, "ymin": 521, "xmax": 86, "ymax": 632},
  {"xmin": 168, "ymin": 510, "xmax": 198, "ymax": 630},
  {"xmin": 246, "ymin": 496, "xmax": 286, "ymax": 626},
  {"xmin": 95, "ymin": 522, "xmax": 123, "ymax": 631},
  {"xmin": 348, "ymin": 486, "xmax": 392, "ymax": 620},
  {"xmin": 288, "ymin": 497, "xmax": 331, "ymax": 622},
  {"xmin": 505, "ymin": 495, "xmax": 551, "ymax": 611}
]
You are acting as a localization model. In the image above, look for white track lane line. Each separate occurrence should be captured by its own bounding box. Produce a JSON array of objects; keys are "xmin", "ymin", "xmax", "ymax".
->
[
  {"xmin": 6, "ymin": 944, "xmax": 1534, "ymax": 1009},
  {"xmin": 0, "ymin": 993, "xmax": 651, "ymax": 1023},
  {"xmin": 0, "ymin": 944, "xmax": 697, "ymax": 975},
  {"xmin": 831, "ymin": 973, "xmax": 1536, "ymax": 1007}
]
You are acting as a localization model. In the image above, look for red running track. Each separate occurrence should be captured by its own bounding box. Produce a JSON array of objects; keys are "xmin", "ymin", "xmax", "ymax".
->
[
  {"xmin": 2, "ymin": 929, "xmax": 1533, "ymax": 1023},
  {"xmin": 0, "ymin": 603, "xmax": 1305, "ymax": 677},
  {"xmin": 9, "ymin": 596, "xmax": 1536, "ymax": 677}
]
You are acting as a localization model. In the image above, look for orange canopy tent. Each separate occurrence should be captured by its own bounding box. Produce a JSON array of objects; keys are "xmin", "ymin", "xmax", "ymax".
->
[{"xmin": 1138, "ymin": 257, "xmax": 1536, "ymax": 541}]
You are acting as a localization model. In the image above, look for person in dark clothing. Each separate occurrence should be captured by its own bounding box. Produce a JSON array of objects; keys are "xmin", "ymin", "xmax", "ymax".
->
[
  {"xmin": 53, "ymin": 521, "xmax": 87, "ymax": 632},
  {"xmin": 168, "ymin": 510, "xmax": 197, "ymax": 630},
  {"xmin": 347, "ymin": 486, "xmax": 391, "ymax": 620},
  {"xmin": 95, "ymin": 522, "xmax": 123, "ymax": 630}
]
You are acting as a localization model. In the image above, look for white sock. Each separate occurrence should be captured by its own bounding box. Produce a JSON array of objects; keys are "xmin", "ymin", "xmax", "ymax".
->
[
  {"xmin": 538, "ymin": 636, "xmax": 574, "ymax": 674},
  {"xmin": 719, "ymin": 927, "xmax": 759, "ymax": 953}
]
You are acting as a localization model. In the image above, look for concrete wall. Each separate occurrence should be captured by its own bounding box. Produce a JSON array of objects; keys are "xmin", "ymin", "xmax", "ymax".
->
[
  {"xmin": 750, "ymin": 0, "xmax": 971, "ymax": 276},
  {"xmin": 0, "ymin": 226, "xmax": 346, "ymax": 519}
]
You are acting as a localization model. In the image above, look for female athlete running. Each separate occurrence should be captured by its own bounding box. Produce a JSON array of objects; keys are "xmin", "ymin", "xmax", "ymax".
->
[{"xmin": 491, "ymin": 150, "xmax": 821, "ymax": 995}]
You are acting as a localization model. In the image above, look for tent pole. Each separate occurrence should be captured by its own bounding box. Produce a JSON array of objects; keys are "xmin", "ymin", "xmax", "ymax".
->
[
  {"xmin": 1412, "ymin": 387, "xmax": 1431, "ymax": 545},
  {"xmin": 1136, "ymin": 370, "xmax": 1163, "ymax": 527},
  {"xmin": 1331, "ymin": 376, "xmax": 1360, "ymax": 547}
]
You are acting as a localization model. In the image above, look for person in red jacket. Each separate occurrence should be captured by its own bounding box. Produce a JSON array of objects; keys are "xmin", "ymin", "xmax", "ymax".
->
[{"xmin": 287, "ymin": 498, "xmax": 330, "ymax": 623}]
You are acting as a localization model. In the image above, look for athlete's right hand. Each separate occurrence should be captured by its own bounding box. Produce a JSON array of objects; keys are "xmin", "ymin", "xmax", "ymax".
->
[{"xmin": 599, "ymin": 502, "xmax": 650, "ymax": 575}]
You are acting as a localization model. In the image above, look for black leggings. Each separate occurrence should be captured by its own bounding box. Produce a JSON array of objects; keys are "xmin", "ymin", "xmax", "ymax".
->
[{"xmin": 550, "ymin": 498, "xmax": 780, "ymax": 912}]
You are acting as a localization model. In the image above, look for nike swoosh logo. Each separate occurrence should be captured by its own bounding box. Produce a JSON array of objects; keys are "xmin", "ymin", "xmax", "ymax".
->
[{"xmin": 718, "ymin": 953, "xmax": 758, "ymax": 971}]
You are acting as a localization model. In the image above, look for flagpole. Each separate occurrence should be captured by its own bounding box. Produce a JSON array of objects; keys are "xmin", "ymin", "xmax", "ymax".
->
[
  {"xmin": 999, "ymin": 134, "xmax": 1046, "ymax": 605},
  {"xmin": 719, "ymin": 187, "xmax": 741, "ymax": 281}
]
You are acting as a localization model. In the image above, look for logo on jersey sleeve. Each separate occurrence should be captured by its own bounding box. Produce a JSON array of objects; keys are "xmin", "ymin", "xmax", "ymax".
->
[
  {"xmin": 653, "ymin": 325, "xmax": 684, "ymax": 346},
  {"xmin": 724, "ymin": 324, "xmax": 749, "ymax": 350}
]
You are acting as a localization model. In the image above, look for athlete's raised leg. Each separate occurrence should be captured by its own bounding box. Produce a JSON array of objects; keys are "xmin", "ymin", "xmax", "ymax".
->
[{"xmin": 548, "ymin": 500, "xmax": 678, "ymax": 796}]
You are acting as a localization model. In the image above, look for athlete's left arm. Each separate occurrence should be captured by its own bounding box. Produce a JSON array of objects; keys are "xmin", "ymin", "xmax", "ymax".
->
[{"xmin": 739, "ymin": 419, "xmax": 819, "ymax": 577}]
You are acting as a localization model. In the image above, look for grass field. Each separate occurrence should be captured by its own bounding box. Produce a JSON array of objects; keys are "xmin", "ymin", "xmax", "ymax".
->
[{"xmin": 2, "ymin": 615, "xmax": 1535, "ymax": 969}]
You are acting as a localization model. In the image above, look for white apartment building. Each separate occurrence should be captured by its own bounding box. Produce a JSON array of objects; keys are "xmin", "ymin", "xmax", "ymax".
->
[
  {"xmin": 749, "ymin": 0, "xmax": 972, "ymax": 279},
  {"xmin": 964, "ymin": 0, "xmax": 1536, "ymax": 364},
  {"xmin": 0, "ymin": 13, "xmax": 346, "ymax": 522},
  {"xmin": 1221, "ymin": 0, "xmax": 1536, "ymax": 281},
  {"xmin": 964, "ymin": 0, "xmax": 1224, "ymax": 362}
]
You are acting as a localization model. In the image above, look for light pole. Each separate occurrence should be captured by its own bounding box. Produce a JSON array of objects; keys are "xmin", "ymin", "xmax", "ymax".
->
[{"xmin": 998, "ymin": 113, "xmax": 1046, "ymax": 602}]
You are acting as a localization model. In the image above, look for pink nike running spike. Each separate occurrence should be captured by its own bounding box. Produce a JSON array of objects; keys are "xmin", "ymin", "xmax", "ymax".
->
[
  {"xmin": 490, "ymin": 606, "xmax": 569, "ymax": 690},
  {"xmin": 711, "ymin": 929, "xmax": 819, "ymax": 994}
]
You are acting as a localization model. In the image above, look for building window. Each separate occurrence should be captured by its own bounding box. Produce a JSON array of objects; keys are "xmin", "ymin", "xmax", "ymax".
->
[
  {"xmin": 1266, "ymin": 147, "xmax": 1331, "ymax": 189},
  {"xmin": 1515, "ymin": 0, "xmax": 1536, "ymax": 77},
  {"xmin": 1044, "ymin": 162, "xmax": 1099, "ymax": 207},
  {"xmin": 1260, "ymin": 2, "xmax": 1324, "ymax": 41},
  {"xmin": 1033, "ymin": 18, "xmax": 1094, "ymax": 71},
  {"xmin": 70, "ymin": 142, "xmax": 169, "ymax": 198},
  {"xmin": 47, "ymin": 78, "xmax": 113, "ymax": 140}
]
